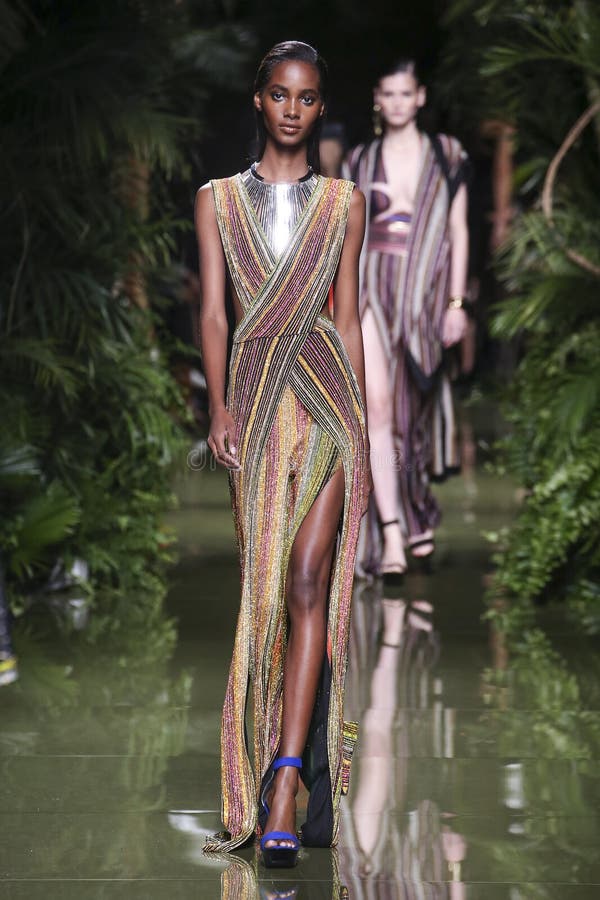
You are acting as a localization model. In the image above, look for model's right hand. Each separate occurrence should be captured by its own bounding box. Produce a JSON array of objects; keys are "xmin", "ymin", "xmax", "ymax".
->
[{"xmin": 208, "ymin": 408, "xmax": 241, "ymax": 470}]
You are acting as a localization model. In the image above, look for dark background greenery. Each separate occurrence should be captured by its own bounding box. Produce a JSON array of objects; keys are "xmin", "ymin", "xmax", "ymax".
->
[
  {"xmin": 437, "ymin": 0, "xmax": 600, "ymax": 634},
  {"xmin": 0, "ymin": 0, "xmax": 250, "ymax": 641}
]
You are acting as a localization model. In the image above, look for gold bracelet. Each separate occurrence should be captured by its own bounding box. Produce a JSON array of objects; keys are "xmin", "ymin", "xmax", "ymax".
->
[{"xmin": 448, "ymin": 296, "xmax": 464, "ymax": 310}]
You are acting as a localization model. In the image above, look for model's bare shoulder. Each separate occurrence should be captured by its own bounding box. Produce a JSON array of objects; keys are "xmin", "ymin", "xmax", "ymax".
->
[
  {"xmin": 194, "ymin": 182, "xmax": 222, "ymax": 250},
  {"xmin": 347, "ymin": 186, "xmax": 366, "ymax": 227},
  {"xmin": 350, "ymin": 185, "xmax": 366, "ymax": 207},
  {"xmin": 195, "ymin": 182, "xmax": 215, "ymax": 207},
  {"xmin": 194, "ymin": 182, "xmax": 217, "ymax": 227},
  {"xmin": 195, "ymin": 173, "xmax": 239, "ymax": 215}
]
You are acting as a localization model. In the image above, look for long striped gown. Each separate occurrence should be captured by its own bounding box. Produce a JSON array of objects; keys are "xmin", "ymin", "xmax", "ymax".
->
[
  {"xmin": 344, "ymin": 135, "xmax": 468, "ymax": 576},
  {"xmin": 204, "ymin": 169, "xmax": 367, "ymax": 853}
]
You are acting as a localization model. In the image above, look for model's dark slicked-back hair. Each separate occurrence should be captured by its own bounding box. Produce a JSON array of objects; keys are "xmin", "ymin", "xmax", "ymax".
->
[
  {"xmin": 253, "ymin": 40, "xmax": 328, "ymax": 173},
  {"xmin": 377, "ymin": 57, "xmax": 424, "ymax": 87}
]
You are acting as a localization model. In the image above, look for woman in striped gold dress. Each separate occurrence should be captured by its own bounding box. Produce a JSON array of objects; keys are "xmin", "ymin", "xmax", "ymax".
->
[
  {"xmin": 345, "ymin": 59, "xmax": 469, "ymax": 578},
  {"xmin": 196, "ymin": 42, "xmax": 370, "ymax": 866}
]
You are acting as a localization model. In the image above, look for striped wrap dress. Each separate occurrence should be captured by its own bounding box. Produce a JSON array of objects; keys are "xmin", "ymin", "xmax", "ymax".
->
[
  {"xmin": 204, "ymin": 168, "xmax": 368, "ymax": 853},
  {"xmin": 344, "ymin": 134, "xmax": 468, "ymax": 576}
]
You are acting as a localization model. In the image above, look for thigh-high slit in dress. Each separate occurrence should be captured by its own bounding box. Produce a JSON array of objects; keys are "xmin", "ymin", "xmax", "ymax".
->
[{"xmin": 203, "ymin": 167, "xmax": 367, "ymax": 853}]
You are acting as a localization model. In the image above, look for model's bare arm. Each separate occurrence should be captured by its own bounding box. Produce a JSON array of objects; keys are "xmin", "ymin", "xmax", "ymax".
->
[
  {"xmin": 332, "ymin": 188, "xmax": 372, "ymax": 509},
  {"xmin": 442, "ymin": 182, "xmax": 469, "ymax": 348},
  {"xmin": 195, "ymin": 185, "xmax": 240, "ymax": 469},
  {"xmin": 449, "ymin": 182, "xmax": 469, "ymax": 299}
]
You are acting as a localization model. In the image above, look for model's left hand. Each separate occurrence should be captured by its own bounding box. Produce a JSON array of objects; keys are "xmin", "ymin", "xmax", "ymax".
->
[
  {"xmin": 441, "ymin": 825, "xmax": 467, "ymax": 862},
  {"xmin": 442, "ymin": 307, "xmax": 468, "ymax": 348}
]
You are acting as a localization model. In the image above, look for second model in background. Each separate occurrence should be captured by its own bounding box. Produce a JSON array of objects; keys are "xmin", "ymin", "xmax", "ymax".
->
[{"xmin": 344, "ymin": 58, "xmax": 470, "ymax": 579}]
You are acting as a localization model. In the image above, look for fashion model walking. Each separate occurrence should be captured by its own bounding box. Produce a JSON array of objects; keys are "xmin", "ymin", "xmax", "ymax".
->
[
  {"xmin": 196, "ymin": 41, "xmax": 371, "ymax": 865},
  {"xmin": 345, "ymin": 59, "xmax": 469, "ymax": 578}
]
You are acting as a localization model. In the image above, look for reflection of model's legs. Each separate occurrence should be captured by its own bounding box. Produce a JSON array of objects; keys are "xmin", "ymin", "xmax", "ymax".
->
[
  {"xmin": 264, "ymin": 467, "xmax": 345, "ymax": 848},
  {"xmin": 362, "ymin": 308, "xmax": 407, "ymax": 573},
  {"xmin": 351, "ymin": 599, "xmax": 404, "ymax": 864}
]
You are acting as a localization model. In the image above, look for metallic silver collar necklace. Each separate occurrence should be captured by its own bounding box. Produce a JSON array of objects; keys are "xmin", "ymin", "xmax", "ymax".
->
[{"xmin": 242, "ymin": 165, "xmax": 318, "ymax": 257}]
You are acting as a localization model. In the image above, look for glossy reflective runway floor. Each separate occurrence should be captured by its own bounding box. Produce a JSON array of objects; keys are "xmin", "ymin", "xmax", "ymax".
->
[{"xmin": 2, "ymin": 451, "xmax": 600, "ymax": 898}]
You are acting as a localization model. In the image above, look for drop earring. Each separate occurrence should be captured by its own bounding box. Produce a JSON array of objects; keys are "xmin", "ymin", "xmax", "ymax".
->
[{"xmin": 372, "ymin": 103, "xmax": 383, "ymax": 137}]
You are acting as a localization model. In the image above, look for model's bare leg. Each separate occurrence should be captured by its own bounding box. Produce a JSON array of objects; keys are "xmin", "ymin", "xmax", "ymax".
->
[
  {"xmin": 362, "ymin": 308, "xmax": 407, "ymax": 573},
  {"xmin": 351, "ymin": 599, "xmax": 404, "ymax": 868},
  {"xmin": 263, "ymin": 466, "xmax": 345, "ymax": 848}
]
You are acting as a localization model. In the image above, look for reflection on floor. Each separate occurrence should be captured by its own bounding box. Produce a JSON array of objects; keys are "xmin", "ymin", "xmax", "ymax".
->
[{"xmin": 1, "ymin": 459, "xmax": 599, "ymax": 899}]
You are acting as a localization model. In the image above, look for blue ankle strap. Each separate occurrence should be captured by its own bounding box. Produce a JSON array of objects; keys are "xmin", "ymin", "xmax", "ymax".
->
[
  {"xmin": 273, "ymin": 755, "xmax": 302, "ymax": 771},
  {"xmin": 260, "ymin": 830, "xmax": 300, "ymax": 850}
]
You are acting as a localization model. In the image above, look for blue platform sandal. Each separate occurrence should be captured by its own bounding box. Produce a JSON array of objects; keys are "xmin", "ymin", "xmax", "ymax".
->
[{"xmin": 260, "ymin": 756, "xmax": 302, "ymax": 868}]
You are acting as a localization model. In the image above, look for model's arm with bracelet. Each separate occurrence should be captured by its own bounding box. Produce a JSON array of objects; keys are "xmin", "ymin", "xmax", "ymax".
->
[
  {"xmin": 332, "ymin": 188, "xmax": 372, "ymax": 511},
  {"xmin": 442, "ymin": 181, "xmax": 469, "ymax": 348},
  {"xmin": 195, "ymin": 185, "xmax": 240, "ymax": 470}
]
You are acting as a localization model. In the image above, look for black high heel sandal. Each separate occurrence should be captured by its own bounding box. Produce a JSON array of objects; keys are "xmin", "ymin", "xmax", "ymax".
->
[
  {"xmin": 380, "ymin": 519, "xmax": 407, "ymax": 586},
  {"xmin": 260, "ymin": 756, "xmax": 302, "ymax": 868}
]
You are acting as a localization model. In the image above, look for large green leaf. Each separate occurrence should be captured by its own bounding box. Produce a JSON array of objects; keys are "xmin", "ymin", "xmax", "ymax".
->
[{"xmin": 8, "ymin": 481, "xmax": 80, "ymax": 580}]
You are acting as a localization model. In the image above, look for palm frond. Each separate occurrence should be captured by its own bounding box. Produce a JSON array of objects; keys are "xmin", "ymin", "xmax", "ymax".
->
[
  {"xmin": 0, "ymin": 337, "xmax": 77, "ymax": 394},
  {"xmin": 0, "ymin": 0, "xmax": 250, "ymax": 635},
  {"xmin": 7, "ymin": 481, "xmax": 80, "ymax": 580},
  {"xmin": 0, "ymin": 443, "xmax": 40, "ymax": 483},
  {"xmin": 553, "ymin": 371, "xmax": 600, "ymax": 437}
]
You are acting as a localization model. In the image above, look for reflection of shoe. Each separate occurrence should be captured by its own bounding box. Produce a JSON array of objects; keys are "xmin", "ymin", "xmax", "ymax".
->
[
  {"xmin": 0, "ymin": 655, "xmax": 18, "ymax": 686},
  {"xmin": 407, "ymin": 599, "xmax": 434, "ymax": 633},
  {"xmin": 260, "ymin": 756, "xmax": 302, "ymax": 868},
  {"xmin": 380, "ymin": 519, "xmax": 407, "ymax": 584},
  {"xmin": 259, "ymin": 887, "xmax": 299, "ymax": 900}
]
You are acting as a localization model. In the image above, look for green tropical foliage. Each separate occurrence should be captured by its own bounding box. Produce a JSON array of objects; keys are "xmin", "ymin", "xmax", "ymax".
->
[
  {"xmin": 0, "ymin": 1, "xmax": 249, "ymax": 635},
  {"xmin": 440, "ymin": 0, "xmax": 600, "ymax": 633}
]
